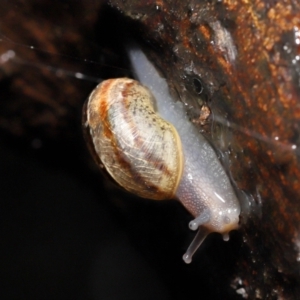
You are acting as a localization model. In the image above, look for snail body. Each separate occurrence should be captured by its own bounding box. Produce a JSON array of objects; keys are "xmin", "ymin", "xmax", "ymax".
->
[{"xmin": 84, "ymin": 47, "xmax": 240, "ymax": 263}]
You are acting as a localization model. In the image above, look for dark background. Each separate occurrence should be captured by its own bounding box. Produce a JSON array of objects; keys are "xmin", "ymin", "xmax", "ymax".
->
[{"xmin": 0, "ymin": 1, "xmax": 242, "ymax": 299}]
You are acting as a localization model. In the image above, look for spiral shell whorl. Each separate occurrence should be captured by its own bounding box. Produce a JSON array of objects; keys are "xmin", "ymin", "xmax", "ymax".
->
[{"xmin": 86, "ymin": 78, "xmax": 183, "ymax": 200}]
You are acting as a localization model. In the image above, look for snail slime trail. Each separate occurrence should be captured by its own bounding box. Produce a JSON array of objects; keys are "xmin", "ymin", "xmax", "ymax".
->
[{"xmin": 84, "ymin": 47, "xmax": 241, "ymax": 264}]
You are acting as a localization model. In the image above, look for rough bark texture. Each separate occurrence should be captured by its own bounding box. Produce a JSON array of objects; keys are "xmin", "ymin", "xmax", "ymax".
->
[{"xmin": 109, "ymin": 1, "xmax": 300, "ymax": 298}]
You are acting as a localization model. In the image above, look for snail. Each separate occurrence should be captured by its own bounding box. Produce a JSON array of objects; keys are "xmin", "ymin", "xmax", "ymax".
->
[{"xmin": 83, "ymin": 47, "xmax": 240, "ymax": 263}]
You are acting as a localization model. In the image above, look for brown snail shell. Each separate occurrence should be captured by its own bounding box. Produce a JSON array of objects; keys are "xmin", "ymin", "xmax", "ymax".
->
[{"xmin": 84, "ymin": 78, "xmax": 183, "ymax": 200}]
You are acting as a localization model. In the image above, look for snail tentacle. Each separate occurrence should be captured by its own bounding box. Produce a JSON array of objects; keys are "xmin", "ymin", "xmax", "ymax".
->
[
  {"xmin": 183, "ymin": 227, "xmax": 209, "ymax": 264},
  {"xmin": 222, "ymin": 233, "xmax": 230, "ymax": 241},
  {"xmin": 189, "ymin": 208, "xmax": 210, "ymax": 231}
]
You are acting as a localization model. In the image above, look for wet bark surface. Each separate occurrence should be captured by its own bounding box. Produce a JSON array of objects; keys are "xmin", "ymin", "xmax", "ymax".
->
[{"xmin": 110, "ymin": 0, "xmax": 300, "ymax": 298}]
